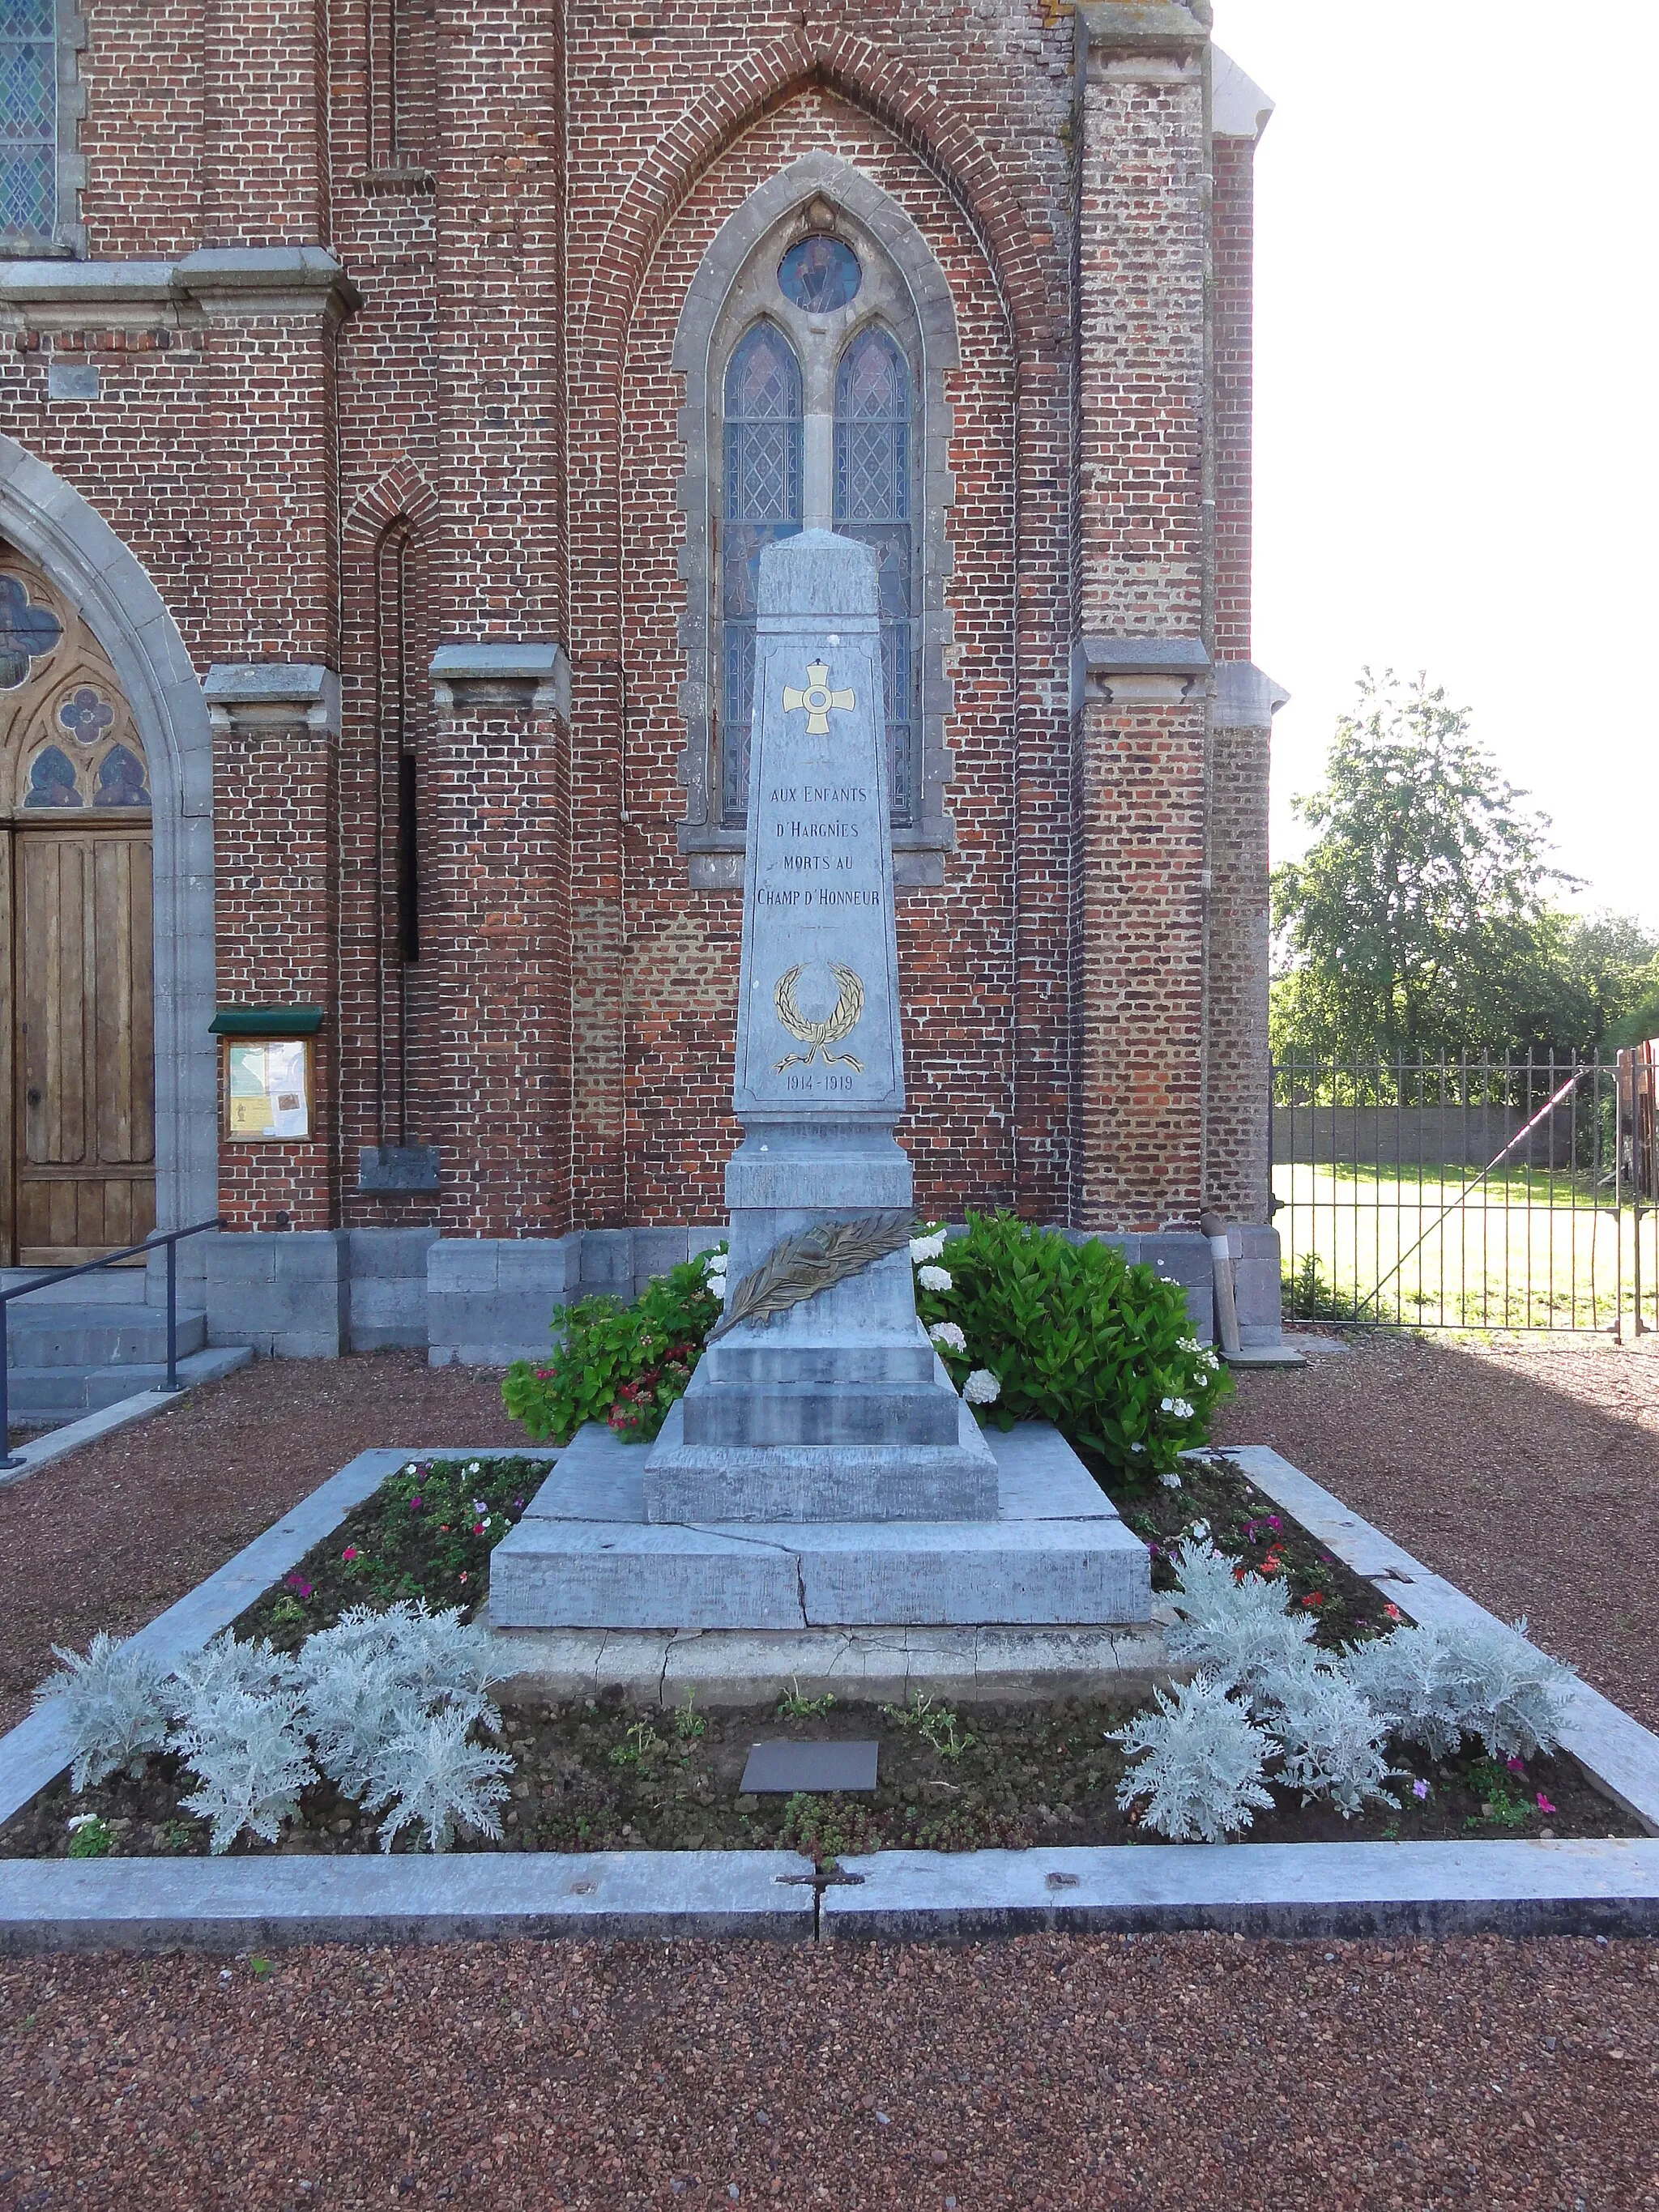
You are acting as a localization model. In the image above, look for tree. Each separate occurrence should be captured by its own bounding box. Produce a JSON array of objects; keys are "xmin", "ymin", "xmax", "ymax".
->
[{"xmin": 1270, "ymin": 672, "xmax": 1581, "ymax": 1067}]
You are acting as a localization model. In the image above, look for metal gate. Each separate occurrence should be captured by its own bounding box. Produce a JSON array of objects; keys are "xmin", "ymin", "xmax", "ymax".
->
[{"xmin": 1271, "ymin": 1050, "xmax": 1657, "ymax": 1336}]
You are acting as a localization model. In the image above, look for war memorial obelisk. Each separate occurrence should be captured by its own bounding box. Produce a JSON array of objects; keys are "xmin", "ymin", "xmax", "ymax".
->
[
  {"xmin": 488, "ymin": 532, "xmax": 1149, "ymax": 1642},
  {"xmin": 642, "ymin": 529, "xmax": 997, "ymax": 1523}
]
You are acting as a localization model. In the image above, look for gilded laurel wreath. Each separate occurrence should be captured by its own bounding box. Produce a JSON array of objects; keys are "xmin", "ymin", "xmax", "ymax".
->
[
  {"xmin": 709, "ymin": 1213, "xmax": 915, "ymax": 1340},
  {"xmin": 773, "ymin": 962, "xmax": 866, "ymax": 1072}
]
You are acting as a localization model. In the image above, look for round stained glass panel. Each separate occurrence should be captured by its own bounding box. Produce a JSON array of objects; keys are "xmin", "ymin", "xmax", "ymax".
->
[{"xmin": 778, "ymin": 236, "xmax": 861, "ymax": 313}]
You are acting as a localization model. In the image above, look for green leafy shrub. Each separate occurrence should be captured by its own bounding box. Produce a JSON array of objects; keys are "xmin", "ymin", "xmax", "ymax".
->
[
  {"xmin": 911, "ymin": 1212, "xmax": 1230, "ymax": 1481},
  {"xmin": 501, "ymin": 1252, "xmax": 725, "ymax": 1445}
]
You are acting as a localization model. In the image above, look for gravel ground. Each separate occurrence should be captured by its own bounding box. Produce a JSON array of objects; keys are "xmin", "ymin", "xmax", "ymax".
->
[
  {"xmin": 2, "ymin": 1335, "xmax": 1657, "ymax": 2211},
  {"xmin": 1214, "ymin": 1332, "xmax": 1659, "ymax": 1731},
  {"xmin": 0, "ymin": 1933, "xmax": 1654, "ymax": 2209},
  {"xmin": 0, "ymin": 1353, "xmax": 522, "ymax": 1734}
]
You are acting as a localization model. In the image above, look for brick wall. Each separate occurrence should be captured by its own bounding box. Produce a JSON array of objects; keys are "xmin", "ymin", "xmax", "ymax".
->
[{"xmin": 5, "ymin": 0, "xmax": 1271, "ymax": 1246}]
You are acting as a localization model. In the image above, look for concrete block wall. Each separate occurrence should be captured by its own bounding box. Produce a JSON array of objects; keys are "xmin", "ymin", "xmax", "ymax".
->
[{"xmin": 348, "ymin": 1227, "xmax": 440, "ymax": 1351}]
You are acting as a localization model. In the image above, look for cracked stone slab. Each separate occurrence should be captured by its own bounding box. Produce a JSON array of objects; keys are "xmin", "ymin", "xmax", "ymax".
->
[{"xmin": 488, "ymin": 1420, "xmax": 1152, "ymax": 1631}]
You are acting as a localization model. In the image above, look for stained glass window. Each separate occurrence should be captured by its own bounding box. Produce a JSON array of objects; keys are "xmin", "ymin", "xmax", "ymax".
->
[
  {"xmin": 58, "ymin": 684, "xmax": 114, "ymax": 744},
  {"xmin": 834, "ymin": 327, "xmax": 915, "ymax": 823},
  {"xmin": 23, "ymin": 743, "xmax": 80, "ymax": 808},
  {"xmin": 0, "ymin": 0, "xmax": 57, "ymax": 241},
  {"xmin": 0, "ymin": 573, "xmax": 62, "ymax": 689},
  {"xmin": 720, "ymin": 322, "xmax": 802, "ymax": 823},
  {"xmin": 778, "ymin": 237, "xmax": 861, "ymax": 314},
  {"xmin": 93, "ymin": 743, "xmax": 150, "ymax": 808}
]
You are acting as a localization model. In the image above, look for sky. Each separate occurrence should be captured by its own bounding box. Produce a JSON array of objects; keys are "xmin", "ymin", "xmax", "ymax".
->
[{"xmin": 1210, "ymin": 0, "xmax": 1659, "ymax": 930}]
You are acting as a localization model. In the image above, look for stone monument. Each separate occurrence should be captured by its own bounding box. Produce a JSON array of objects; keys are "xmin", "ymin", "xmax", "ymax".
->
[
  {"xmin": 486, "ymin": 531, "xmax": 1150, "ymax": 1646},
  {"xmin": 642, "ymin": 530, "xmax": 997, "ymax": 1524}
]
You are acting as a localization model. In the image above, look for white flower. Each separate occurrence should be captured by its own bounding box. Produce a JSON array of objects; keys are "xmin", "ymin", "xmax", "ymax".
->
[
  {"xmin": 1160, "ymin": 1396, "xmax": 1195, "ymax": 1421},
  {"xmin": 928, "ymin": 1322, "xmax": 967, "ymax": 1353},
  {"xmin": 703, "ymin": 1251, "xmax": 727, "ymax": 1277},
  {"xmin": 963, "ymin": 1369, "xmax": 1000, "ymax": 1405},
  {"xmin": 910, "ymin": 1230, "xmax": 947, "ymax": 1264},
  {"xmin": 917, "ymin": 1265, "xmax": 953, "ymax": 1293},
  {"xmin": 1179, "ymin": 1338, "xmax": 1201, "ymax": 1354},
  {"xmin": 1160, "ymin": 1472, "xmax": 1182, "ymax": 1490},
  {"xmin": 466, "ymin": 1461, "xmax": 481, "ymax": 1476},
  {"xmin": 1190, "ymin": 1519, "xmax": 1210, "ymax": 1541},
  {"xmin": 706, "ymin": 1275, "xmax": 727, "ymax": 1302},
  {"xmin": 67, "ymin": 1812, "xmax": 100, "ymax": 1831},
  {"xmin": 1129, "ymin": 1443, "xmax": 1145, "ymax": 1455}
]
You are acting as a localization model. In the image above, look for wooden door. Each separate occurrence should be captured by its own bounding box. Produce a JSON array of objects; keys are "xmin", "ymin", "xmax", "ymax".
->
[{"xmin": 10, "ymin": 827, "xmax": 155, "ymax": 1262}]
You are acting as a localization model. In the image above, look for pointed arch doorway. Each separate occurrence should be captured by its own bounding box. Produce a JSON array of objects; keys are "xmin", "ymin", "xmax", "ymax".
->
[{"xmin": 0, "ymin": 554, "xmax": 155, "ymax": 1263}]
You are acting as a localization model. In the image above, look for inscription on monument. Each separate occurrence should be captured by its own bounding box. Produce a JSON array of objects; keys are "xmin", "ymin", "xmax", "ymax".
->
[{"xmin": 732, "ymin": 590, "xmax": 904, "ymax": 1119}]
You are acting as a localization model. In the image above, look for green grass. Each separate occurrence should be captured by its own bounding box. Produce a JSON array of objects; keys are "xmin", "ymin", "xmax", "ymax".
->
[{"xmin": 1276, "ymin": 1164, "xmax": 1658, "ymax": 1332}]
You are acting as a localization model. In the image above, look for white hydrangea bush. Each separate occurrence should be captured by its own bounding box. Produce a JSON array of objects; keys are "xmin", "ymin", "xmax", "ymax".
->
[
  {"xmin": 1111, "ymin": 1673, "xmax": 1276, "ymax": 1842},
  {"xmin": 33, "ymin": 1632, "xmax": 177, "ymax": 1792}
]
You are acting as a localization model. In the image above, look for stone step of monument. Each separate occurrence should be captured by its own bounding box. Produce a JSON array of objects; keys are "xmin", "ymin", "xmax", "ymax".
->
[
  {"xmin": 2, "ymin": 1302, "xmax": 207, "ymax": 1370},
  {"xmin": 488, "ymin": 1419, "xmax": 1152, "ymax": 1633},
  {"xmin": 0, "ymin": 1267, "xmax": 150, "ymax": 1306},
  {"xmin": 680, "ymin": 1379, "xmax": 964, "ymax": 1449}
]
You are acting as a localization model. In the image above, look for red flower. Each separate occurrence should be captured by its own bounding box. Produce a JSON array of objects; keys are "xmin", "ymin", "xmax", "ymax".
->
[
  {"xmin": 1384, "ymin": 1603, "xmax": 1402, "ymax": 1622},
  {"xmin": 1300, "ymin": 1592, "xmax": 1324, "ymax": 1609}
]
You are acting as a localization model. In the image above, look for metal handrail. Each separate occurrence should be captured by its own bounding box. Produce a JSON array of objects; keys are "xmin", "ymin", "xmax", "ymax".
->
[{"xmin": 1, "ymin": 1216, "xmax": 224, "ymax": 1469}]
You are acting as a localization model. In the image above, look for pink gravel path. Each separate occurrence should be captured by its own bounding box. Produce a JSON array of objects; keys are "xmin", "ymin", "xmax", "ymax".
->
[{"xmin": 0, "ymin": 1934, "xmax": 1654, "ymax": 2209}]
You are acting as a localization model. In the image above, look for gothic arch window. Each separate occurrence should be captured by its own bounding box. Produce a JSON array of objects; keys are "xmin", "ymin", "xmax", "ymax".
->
[
  {"xmin": 673, "ymin": 161, "xmax": 960, "ymax": 886},
  {"xmin": 0, "ymin": 0, "xmax": 85, "ymax": 255},
  {"xmin": 711, "ymin": 219, "xmax": 922, "ymax": 831},
  {"xmin": 719, "ymin": 322, "xmax": 804, "ymax": 820}
]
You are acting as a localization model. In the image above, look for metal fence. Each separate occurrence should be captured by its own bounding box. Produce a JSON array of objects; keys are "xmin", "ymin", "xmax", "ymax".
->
[{"xmin": 1271, "ymin": 1051, "xmax": 1657, "ymax": 1336}]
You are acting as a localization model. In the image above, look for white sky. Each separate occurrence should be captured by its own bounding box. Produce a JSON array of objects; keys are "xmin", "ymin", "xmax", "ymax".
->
[{"xmin": 1211, "ymin": 0, "xmax": 1659, "ymax": 930}]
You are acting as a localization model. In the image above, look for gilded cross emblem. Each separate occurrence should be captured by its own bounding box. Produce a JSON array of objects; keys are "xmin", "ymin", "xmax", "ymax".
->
[{"xmin": 781, "ymin": 661, "xmax": 856, "ymax": 736}]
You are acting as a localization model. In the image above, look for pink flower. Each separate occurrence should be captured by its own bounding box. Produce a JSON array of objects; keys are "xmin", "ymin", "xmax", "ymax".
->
[
  {"xmin": 458, "ymin": 1571, "xmax": 468, "ymax": 1584},
  {"xmin": 341, "ymin": 1547, "xmax": 359, "ymax": 1562},
  {"xmin": 1507, "ymin": 1755, "xmax": 1527, "ymax": 1775},
  {"xmin": 1536, "ymin": 1792, "xmax": 1556, "ymax": 1814}
]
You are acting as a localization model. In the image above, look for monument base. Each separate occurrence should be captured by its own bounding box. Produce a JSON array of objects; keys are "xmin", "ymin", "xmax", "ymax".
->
[
  {"xmin": 644, "ymin": 1383, "xmax": 999, "ymax": 1524},
  {"xmin": 487, "ymin": 1420, "xmax": 1153, "ymax": 1632}
]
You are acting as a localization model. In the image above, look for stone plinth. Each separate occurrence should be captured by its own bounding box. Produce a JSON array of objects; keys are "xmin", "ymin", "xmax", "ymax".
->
[{"xmin": 489, "ymin": 1421, "xmax": 1152, "ymax": 1631}]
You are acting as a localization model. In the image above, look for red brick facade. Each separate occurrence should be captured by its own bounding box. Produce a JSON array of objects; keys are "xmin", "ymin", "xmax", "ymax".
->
[{"xmin": 1, "ymin": 0, "xmax": 1277, "ymax": 1247}]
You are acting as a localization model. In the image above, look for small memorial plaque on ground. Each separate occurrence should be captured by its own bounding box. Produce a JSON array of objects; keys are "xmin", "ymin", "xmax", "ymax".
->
[{"xmin": 740, "ymin": 1740, "xmax": 880, "ymax": 1795}]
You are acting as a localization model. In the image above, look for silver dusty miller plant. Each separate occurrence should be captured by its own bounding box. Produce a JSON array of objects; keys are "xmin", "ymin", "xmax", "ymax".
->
[
  {"xmin": 32, "ymin": 1631, "xmax": 176, "ymax": 1792},
  {"xmin": 296, "ymin": 1600, "xmax": 506, "ymax": 1847},
  {"xmin": 373, "ymin": 1710, "xmax": 514, "ymax": 1853},
  {"xmin": 1345, "ymin": 1616, "xmax": 1576, "ymax": 1761},
  {"xmin": 1111, "ymin": 1673, "xmax": 1276, "ymax": 1842},
  {"xmin": 1162, "ymin": 1534, "xmax": 1317, "ymax": 1707},
  {"xmin": 1262, "ymin": 1662, "xmax": 1399, "ymax": 1818},
  {"xmin": 168, "ymin": 1685, "xmax": 318, "ymax": 1855}
]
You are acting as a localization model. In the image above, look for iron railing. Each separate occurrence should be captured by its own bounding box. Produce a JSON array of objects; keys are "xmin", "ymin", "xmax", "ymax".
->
[
  {"xmin": 1272, "ymin": 1054, "xmax": 1655, "ymax": 1337},
  {"xmin": 0, "ymin": 1216, "xmax": 224, "ymax": 1469}
]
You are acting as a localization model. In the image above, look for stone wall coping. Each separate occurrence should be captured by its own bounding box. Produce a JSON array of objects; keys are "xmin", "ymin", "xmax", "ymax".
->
[
  {"xmin": 1080, "ymin": 635, "xmax": 1213, "ymax": 675},
  {"xmin": 204, "ymin": 662, "xmax": 342, "ymax": 735},
  {"xmin": 1213, "ymin": 658, "xmax": 1290, "ymax": 729},
  {"xmin": 429, "ymin": 641, "xmax": 572, "ymax": 719},
  {"xmin": 1212, "ymin": 48, "xmax": 1277, "ymax": 142},
  {"xmin": 1077, "ymin": 2, "xmax": 1210, "ymax": 59},
  {"xmin": 0, "ymin": 248, "xmax": 361, "ymax": 321}
]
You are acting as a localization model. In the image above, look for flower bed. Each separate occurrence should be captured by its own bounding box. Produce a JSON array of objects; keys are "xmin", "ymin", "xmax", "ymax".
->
[{"xmin": 1, "ymin": 1683, "xmax": 1632, "ymax": 1865}]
